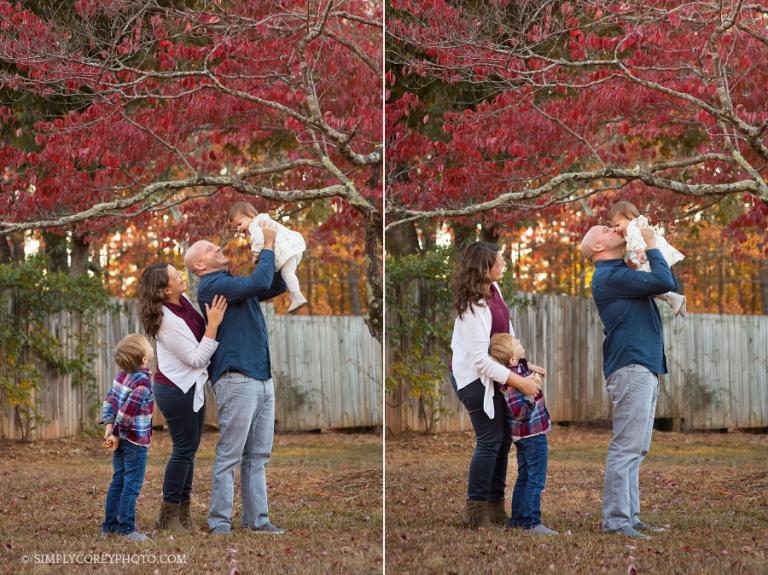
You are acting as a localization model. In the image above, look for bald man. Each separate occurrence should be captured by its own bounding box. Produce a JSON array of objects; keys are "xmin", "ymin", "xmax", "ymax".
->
[
  {"xmin": 580, "ymin": 223, "xmax": 678, "ymax": 539},
  {"xmin": 185, "ymin": 223, "xmax": 287, "ymax": 535}
]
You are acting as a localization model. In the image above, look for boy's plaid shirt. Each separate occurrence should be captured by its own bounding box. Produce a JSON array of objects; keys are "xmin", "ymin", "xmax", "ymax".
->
[
  {"xmin": 501, "ymin": 358, "xmax": 551, "ymax": 440},
  {"xmin": 101, "ymin": 368, "xmax": 154, "ymax": 447}
]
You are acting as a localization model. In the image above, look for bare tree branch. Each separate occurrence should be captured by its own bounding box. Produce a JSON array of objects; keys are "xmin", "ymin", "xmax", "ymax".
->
[{"xmin": 0, "ymin": 176, "xmax": 345, "ymax": 234}]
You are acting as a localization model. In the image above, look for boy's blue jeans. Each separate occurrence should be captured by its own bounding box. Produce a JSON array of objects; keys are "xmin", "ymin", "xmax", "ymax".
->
[
  {"xmin": 508, "ymin": 433, "xmax": 548, "ymax": 529},
  {"xmin": 103, "ymin": 440, "xmax": 148, "ymax": 535}
]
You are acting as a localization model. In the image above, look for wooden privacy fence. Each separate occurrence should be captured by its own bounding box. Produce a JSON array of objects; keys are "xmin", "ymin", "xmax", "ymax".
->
[
  {"xmin": 387, "ymin": 294, "xmax": 768, "ymax": 433},
  {"xmin": 1, "ymin": 301, "xmax": 382, "ymax": 441}
]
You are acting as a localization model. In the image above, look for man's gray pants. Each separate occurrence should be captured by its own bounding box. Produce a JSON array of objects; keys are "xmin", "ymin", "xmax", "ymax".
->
[
  {"xmin": 602, "ymin": 364, "xmax": 659, "ymax": 531},
  {"xmin": 208, "ymin": 373, "xmax": 275, "ymax": 530}
]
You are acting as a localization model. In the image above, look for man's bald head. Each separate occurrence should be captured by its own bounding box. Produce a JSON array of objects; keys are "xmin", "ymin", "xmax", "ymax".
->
[
  {"xmin": 184, "ymin": 240, "xmax": 229, "ymax": 276},
  {"xmin": 580, "ymin": 225, "xmax": 625, "ymax": 262}
]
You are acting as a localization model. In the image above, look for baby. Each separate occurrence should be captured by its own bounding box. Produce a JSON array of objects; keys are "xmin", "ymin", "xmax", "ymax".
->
[
  {"xmin": 609, "ymin": 200, "xmax": 687, "ymax": 317},
  {"xmin": 229, "ymin": 201, "xmax": 308, "ymax": 313},
  {"xmin": 489, "ymin": 333, "xmax": 557, "ymax": 536}
]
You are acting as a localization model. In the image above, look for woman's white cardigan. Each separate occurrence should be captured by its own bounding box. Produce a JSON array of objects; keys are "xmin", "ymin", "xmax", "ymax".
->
[
  {"xmin": 156, "ymin": 294, "xmax": 218, "ymax": 412},
  {"xmin": 450, "ymin": 283, "xmax": 515, "ymax": 420}
]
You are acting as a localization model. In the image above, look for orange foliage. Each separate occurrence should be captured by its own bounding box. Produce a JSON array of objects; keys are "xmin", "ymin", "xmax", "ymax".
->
[
  {"xmin": 494, "ymin": 208, "xmax": 766, "ymax": 316},
  {"xmin": 97, "ymin": 214, "xmax": 367, "ymax": 316}
]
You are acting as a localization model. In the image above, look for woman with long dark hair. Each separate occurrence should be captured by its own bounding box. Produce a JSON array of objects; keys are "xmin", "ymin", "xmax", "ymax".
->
[
  {"xmin": 451, "ymin": 242, "xmax": 543, "ymax": 529},
  {"xmin": 139, "ymin": 263, "xmax": 227, "ymax": 532}
]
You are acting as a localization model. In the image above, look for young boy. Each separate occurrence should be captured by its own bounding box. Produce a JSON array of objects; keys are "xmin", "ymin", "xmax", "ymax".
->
[
  {"xmin": 489, "ymin": 333, "xmax": 558, "ymax": 536},
  {"xmin": 100, "ymin": 334, "xmax": 155, "ymax": 541},
  {"xmin": 609, "ymin": 200, "xmax": 687, "ymax": 316},
  {"xmin": 229, "ymin": 201, "xmax": 308, "ymax": 313}
]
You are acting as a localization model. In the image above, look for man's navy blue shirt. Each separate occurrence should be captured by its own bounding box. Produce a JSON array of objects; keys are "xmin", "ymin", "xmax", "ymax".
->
[
  {"xmin": 197, "ymin": 249, "xmax": 286, "ymax": 384},
  {"xmin": 591, "ymin": 249, "xmax": 679, "ymax": 379}
]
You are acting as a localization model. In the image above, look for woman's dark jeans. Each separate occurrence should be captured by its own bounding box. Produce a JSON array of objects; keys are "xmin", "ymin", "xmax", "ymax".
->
[
  {"xmin": 452, "ymin": 377, "xmax": 512, "ymax": 502},
  {"xmin": 153, "ymin": 383, "xmax": 205, "ymax": 504}
]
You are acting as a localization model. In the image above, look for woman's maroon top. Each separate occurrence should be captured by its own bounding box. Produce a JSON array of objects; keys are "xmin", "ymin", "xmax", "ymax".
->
[{"xmin": 488, "ymin": 283, "xmax": 511, "ymax": 336}]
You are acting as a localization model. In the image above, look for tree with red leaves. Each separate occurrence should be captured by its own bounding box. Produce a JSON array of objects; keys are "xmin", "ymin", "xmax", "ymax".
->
[
  {"xmin": 386, "ymin": 0, "xmax": 768, "ymax": 248},
  {"xmin": 0, "ymin": 0, "xmax": 383, "ymax": 339}
]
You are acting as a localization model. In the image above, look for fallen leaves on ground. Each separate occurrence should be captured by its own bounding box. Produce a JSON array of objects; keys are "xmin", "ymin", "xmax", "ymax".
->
[
  {"xmin": 386, "ymin": 426, "xmax": 768, "ymax": 575},
  {"xmin": 0, "ymin": 431, "xmax": 382, "ymax": 575}
]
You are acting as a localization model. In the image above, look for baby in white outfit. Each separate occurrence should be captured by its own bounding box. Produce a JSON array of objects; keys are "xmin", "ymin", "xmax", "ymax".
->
[
  {"xmin": 609, "ymin": 201, "xmax": 687, "ymax": 317},
  {"xmin": 229, "ymin": 201, "xmax": 308, "ymax": 313}
]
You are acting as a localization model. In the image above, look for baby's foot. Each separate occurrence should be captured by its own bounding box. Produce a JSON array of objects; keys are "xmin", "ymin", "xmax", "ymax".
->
[
  {"xmin": 667, "ymin": 293, "xmax": 686, "ymax": 317},
  {"xmin": 288, "ymin": 293, "xmax": 308, "ymax": 314}
]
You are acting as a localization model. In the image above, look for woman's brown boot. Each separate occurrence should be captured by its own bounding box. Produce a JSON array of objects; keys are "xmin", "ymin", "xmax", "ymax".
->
[
  {"xmin": 488, "ymin": 500, "xmax": 508, "ymax": 525},
  {"xmin": 156, "ymin": 501, "xmax": 185, "ymax": 533},
  {"xmin": 179, "ymin": 499, "xmax": 193, "ymax": 530},
  {"xmin": 462, "ymin": 500, "xmax": 493, "ymax": 529}
]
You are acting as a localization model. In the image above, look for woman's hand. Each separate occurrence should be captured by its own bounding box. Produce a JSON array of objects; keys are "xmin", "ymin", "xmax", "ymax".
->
[
  {"xmin": 528, "ymin": 364, "xmax": 546, "ymax": 378},
  {"xmin": 507, "ymin": 372, "xmax": 541, "ymax": 397},
  {"xmin": 204, "ymin": 295, "xmax": 228, "ymax": 329}
]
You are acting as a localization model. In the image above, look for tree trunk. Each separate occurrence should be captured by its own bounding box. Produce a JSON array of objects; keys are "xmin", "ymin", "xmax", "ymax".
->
[
  {"xmin": 385, "ymin": 221, "xmax": 420, "ymax": 256},
  {"xmin": 306, "ymin": 254, "xmax": 313, "ymax": 315},
  {"xmin": 760, "ymin": 261, "xmax": 768, "ymax": 315},
  {"xmin": 69, "ymin": 233, "xmax": 89, "ymax": 276},
  {"xmin": 364, "ymin": 217, "xmax": 382, "ymax": 342},
  {"xmin": 451, "ymin": 222, "xmax": 475, "ymax": 249},
  {"xmin": 751, "ymin": 270, "xmax": 758, "ymax": 315},
  {"xmin": 348, "ymin": 262, "xmax": 362, "ymax": 315},
  {"xmin": 420, "ymin": 222, "xmax": 437, "ymax": 251},
  {"xmin": 0, "ymin": 232, "xmax": 24, "ymax": 264},
  {"xmin": 42, "ymin": 230, "xmax": 69, "ymax": 273},
  {"xmin": 718, "ymin": 243, "xmax": 724, "ymax": 314},
  {"xmin": 480, "ymin": 224, "xmax": 500, "ymax": 243}
]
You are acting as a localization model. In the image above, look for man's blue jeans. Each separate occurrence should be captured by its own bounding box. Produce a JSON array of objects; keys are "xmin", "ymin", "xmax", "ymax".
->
[
  {"xmin": 103, "ymin": 440, "xmax": 148, "ymax": 535},
  {"xmin": 208, "ymin": 373, "xmax": 275, "ymax": 530},
  {"xmin": 509, "ymin": 434, "xmax": 548, "ymax": 528},
  {"xmin": 602, "ymin": 364, "xmax": 659, "ymax": 531}
]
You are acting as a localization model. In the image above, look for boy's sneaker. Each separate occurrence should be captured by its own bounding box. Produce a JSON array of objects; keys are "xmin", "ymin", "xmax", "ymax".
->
[
  {"xmin": 604, "ymin": 525, "xmax": 650, "ymax": 540},
  {"xmin": 288, "ymin": 294, "xmax": 308, "ymax": 314},
  {"xmin": 524, "ymin": 524, "xmax": 559, "ymax": 536},
  {"xmin": 209, "ymin": 525, "xmax": 231, "ymax": 536},
  {"xmin": 121, "ymin": 531, "xmax": 149, "ymax": 542},
  {"xmin": 250, "ymin": 522, "xmax": 285, "ymax": 534}
]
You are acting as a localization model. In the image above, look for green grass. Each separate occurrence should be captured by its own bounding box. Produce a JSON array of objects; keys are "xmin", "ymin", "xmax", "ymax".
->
[
  {"xmin": 0, "ymin": 431, "xmax": 382, "ymax": 574},
  {"xmin": 385, "ymin": 426, "xmax": 768, "ymax": 575}
]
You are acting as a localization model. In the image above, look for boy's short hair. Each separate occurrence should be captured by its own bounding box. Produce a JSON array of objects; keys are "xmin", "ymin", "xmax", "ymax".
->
[
  {"xmin": 608, "ymin": 200, "xmax": 641, "ymax": 221},
  {"xmin": 114, "ymin": 334, "xmax": 149, "ymax": 373},
  {"xmin": 228, "ymin": 201, "xmax": 258, "ymax": 219},
  {"xmin": 489, "ymin": 333, "xmax": 517, "ymax": 366}
]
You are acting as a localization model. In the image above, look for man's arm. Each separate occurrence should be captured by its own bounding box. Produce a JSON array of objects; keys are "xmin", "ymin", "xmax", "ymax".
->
[
  {"xmin": 199, "ymin": 250, "xmax": 278, "ymax": 305},
  {"xmin": 604, "ymin": 249, "xmax": 677, "ymax": 297},
  {"xmin": 258, "ymin": 270, "xmax": 287, "ymax": 302}
]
